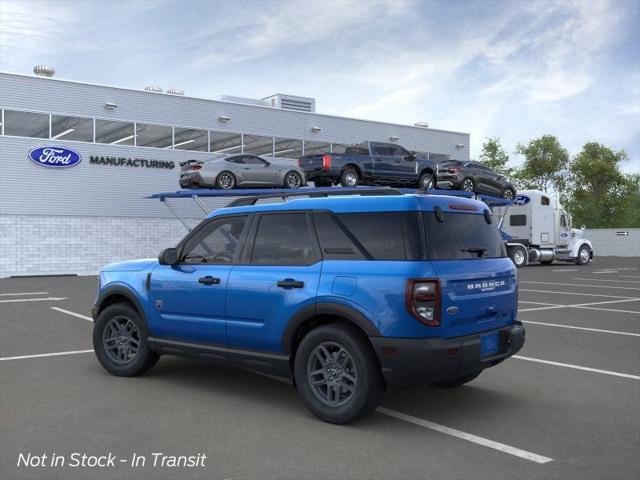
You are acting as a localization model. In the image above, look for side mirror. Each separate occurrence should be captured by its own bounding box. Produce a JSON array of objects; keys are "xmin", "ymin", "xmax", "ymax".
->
[
  {"xmin": 405, "ymin": 151, "xmax": 416, "ymax": 161},
  {"xmin": 159, "ymin": 247, "xmax": 178, "ymax": 266}
]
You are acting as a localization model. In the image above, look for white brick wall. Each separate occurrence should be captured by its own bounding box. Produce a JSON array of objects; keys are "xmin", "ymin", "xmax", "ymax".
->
[
  {"xmin": 0, "ymin": 214, "xmax": 194, "ymax": 277},
  {"xmin": 584, "ymin": 228, "xmax": 640, "ymax": 257}
]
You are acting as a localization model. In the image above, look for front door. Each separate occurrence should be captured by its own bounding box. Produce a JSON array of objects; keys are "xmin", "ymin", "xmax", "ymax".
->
[
  {"xmin": 148, "ymin": 214, "xmax": 250, "ymax": 344},
  {"xmin": 226, "ymin": 212, "xmax": 322, "ymax": 353},
  {"xmin": 371, "ymin": 143, "xmax": 414, "ymax": 182}
]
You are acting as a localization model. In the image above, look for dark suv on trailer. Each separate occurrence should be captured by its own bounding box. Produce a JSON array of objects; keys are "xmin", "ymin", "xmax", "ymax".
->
[
  {"xmin": 92, "ymin": 191, "xmax": 524, "ymax": 424},
  {"xmin": 436, "ymin": 160, "xmax": 516, "ymax": 199}
]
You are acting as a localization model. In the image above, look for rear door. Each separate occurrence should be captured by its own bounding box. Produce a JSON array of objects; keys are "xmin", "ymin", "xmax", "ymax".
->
[
  {"xmin": 423, "ymin": 211, "xmax": 517, "ymax": 338},
  {"xmin": 148, "ymin": 214, "xmax": 250, "ymax": 344},
  {"xmin": 226, "ymin": 212, "xmax": 322, "ymax": 353}
]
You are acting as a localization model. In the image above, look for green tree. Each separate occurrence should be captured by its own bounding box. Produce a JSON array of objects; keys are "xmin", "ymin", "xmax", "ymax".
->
[
  {"xmin": 479, "ymin": 137, "xmax": 513, "ymax": 177},
  {"xmin": 618, "ymin": 174, "xmax": 640, "ymax": 228},
  {"xmin": 565, "ymin": 142, "xmax": 630, "ymax": 228},
  {"xmin": 515, "ymin": 135, "xmax": 569, "ymax": 193}
]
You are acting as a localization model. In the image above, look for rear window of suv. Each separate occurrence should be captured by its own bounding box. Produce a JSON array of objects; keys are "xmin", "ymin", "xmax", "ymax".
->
[{"xmin": 423, "ymin": 212, "xmax": 506, "ymax": 260}]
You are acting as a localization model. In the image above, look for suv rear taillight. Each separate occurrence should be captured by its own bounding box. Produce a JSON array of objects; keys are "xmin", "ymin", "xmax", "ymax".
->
[
  {"xmin": 297, "ymin": 158, "xmax": 302, "ymax": 167},
  {"xmin": 448, "ymin": 167, "xmax": 462, "ymax": 173},
  {"xmin": 322, "ymin": 154, "xmax": 332, "ymax": 170},
  {"xmin": 406, "ymin": 279, "xmax": 441, "ymax": 327}
]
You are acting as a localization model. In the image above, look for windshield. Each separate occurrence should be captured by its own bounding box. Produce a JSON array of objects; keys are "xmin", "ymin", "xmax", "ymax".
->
[{"xmin": 423, "ymin": 212, "xmax": 506, "ymax": 260}]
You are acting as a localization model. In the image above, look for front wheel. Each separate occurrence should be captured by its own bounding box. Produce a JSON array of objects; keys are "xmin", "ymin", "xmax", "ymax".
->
[
  {"xmin": 502, "ymin": 188, "xmax": 515, "ymax": 200},
  {"xmin": 294, "ymin": 324, "xmax": 384, "ymax": 424},
  {"xmin": 284, "ymin": 171, "xmax": 303, "ymax": 189},
  {"xmin": 419, "ymin": 172, "xmax": 434, "ymax": 190},
  {"xmin": 576, "ymin": 245, "xmax": 591, "ymax": 265},
  {"xmin": 508, "ymin": 245, "xmax": 527, "ymax": 268},
  {"xmin": 93, "ymin": 303, "xmax": 159, "ymax": 377},
  {"xmin": 340, "ymin": 168, "xmax": 359, "ymax": 187}
]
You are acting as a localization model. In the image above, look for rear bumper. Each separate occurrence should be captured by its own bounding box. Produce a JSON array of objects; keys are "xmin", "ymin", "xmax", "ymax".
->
[
  {"xmin": 435, "ymin": 174, "xmax": 463, "ymax": 189},
  {"xmin": 369, "ymin": 323, "xmax": 525, "ymax": 390},
  {"xmin": 179, "ymin": 172, "xmax": 209, "ymax": 188}
]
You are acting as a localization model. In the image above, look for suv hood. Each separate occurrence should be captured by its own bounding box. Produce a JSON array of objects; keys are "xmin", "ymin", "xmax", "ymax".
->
[{"xmin": 101, "ymin": 258, "xmax": 157, "ymax": 272}]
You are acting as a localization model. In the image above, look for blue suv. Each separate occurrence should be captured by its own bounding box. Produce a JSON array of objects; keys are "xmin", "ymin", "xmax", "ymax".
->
[{"xmin": 92, "ymin": 192, "xmax": 525, "ymax": 424}]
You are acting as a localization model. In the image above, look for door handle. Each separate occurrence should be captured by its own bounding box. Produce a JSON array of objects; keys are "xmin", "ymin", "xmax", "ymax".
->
[
  {"xmin": 198, "ymin": 276, "xmax": 221, "ymax": 285},
  {"xmin": 277, "ymin": 279, "xmax": 304, "ymax": 289}
]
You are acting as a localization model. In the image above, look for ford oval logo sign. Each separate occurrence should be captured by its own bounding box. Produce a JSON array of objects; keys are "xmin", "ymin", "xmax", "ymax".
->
[
  {"xmin": 514, "ymin": 195, "xmax": 530, "ymax": 206},
  {"xmin": 28, "ymin": 146, "xmax": 82, "ymax": 168}
]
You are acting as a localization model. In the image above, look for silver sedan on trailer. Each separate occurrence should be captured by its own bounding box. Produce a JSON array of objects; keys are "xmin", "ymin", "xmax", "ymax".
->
[{"xmin": 179, "ymin": 154, "xmax": 307, "ymax": 189}]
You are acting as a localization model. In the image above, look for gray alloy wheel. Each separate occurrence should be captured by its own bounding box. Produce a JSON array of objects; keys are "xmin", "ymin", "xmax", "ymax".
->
[
  {"xmin": 577, "ymin": 245, "xmax": 591, "ymax": 265},
  {"xmin": 216, "ymin": 171, "xmax": 236, "ymax": 190},
  {"xmin": 341, "ymin": 169, "xmax": 359, "ymax": 187},
  {"xmin": 285, "ymin": 171, "xmax": 303, "ymax": 189},
  {"xmin": 102, "ymin": 315, "xmax": 140, "ymax": 365},
  {"xmin": 503, "ymin": 188, "xmax": 515, "ymax": 200},
  {"xmin": 420, "ymin": 172, "xmax": 434, "ymax": 190},
  {"xmin": 462, "ymin": 178, "xmax": 475, "ymax": 192},
  {"xmin": 307, "ymin": 341, "xmax": 358, "ymax": 407}
]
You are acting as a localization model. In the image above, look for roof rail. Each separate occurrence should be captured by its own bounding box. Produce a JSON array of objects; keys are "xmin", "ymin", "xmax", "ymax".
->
[{"xmin": 225, "ymin": 186, "xmax": 404, "ymax": 207}]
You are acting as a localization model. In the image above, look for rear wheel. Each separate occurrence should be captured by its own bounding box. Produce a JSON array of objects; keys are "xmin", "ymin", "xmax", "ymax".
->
[
  {"xmin": 419, "ymin": 172, "xmax": 434, "ymax": 190},
  {"xmin": 284, "ymin": 171, "xmax": 303, "ymax": 189},
  {"xmin": 216, "ymin": 171, "xmax": 236, "ymax": 190},
  {"xmin": 433, "ymin": 370, "xmax": 482, "ymax": 388},
  {"xmin": 340, "ymin": 168, "xmax": 359, "ymax": 187},
  {"xmin": 294, "ymin": 324, "xmax": 384, "ymax": 424},
  {"xmin": 93, "ymin": 303, "xmax": 159, "ymax": 377},
  {"xmin": 462, "ymin": 177, "xmax": 475, "ymax": 192},
  {"xmin": 576, "ymin": 245, "xmax": 591, "ymax": 265},
  {"xmin": 502, "ymin": 188, "xmax": 515, "ymax": 200}
]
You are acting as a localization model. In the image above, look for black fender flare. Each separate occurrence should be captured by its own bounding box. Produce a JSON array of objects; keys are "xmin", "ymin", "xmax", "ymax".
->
[
  {"xmin": 281, "ymin": 302, "xmax": 381, "ymax": 353},
  {"xmin": 94, "ymin": 284, "xmax": 147, "ymax": 322}
]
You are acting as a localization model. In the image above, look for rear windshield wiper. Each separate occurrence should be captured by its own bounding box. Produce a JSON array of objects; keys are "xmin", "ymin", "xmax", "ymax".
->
[{"xmin": 461, "ymin": 247, "xmax": 487, "ymax": 257}]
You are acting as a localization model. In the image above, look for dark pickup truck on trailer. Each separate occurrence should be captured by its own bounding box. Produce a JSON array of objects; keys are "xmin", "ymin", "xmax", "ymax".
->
[{"xmin": 298, "ymin": 142, "xmax": 438, "ymax": 189}]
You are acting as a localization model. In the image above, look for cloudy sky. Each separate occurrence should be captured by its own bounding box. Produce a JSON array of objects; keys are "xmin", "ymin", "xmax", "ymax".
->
[{"xmin": 1, "ymin": 0, "xmax": 638, "ymax": 171}]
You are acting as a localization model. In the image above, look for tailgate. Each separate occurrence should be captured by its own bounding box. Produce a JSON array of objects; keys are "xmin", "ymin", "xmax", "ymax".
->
[
  {"xmin": 298, "ymin": 154, "xmax": 325, "ymax": 171},
  {"xmin": 432, "ymin": 258, "xmax": 517, "ymax": 338}
]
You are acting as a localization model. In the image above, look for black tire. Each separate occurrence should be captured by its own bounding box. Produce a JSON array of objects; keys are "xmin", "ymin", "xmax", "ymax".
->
[
  {"xmin": 576, "ymin": 245, "xmax": 591, "ymax": 265},
  {"xmin": 216, "ymin": 171, "xmax": 236, "ymax": 190},
  {"xmin": 93, "ymin": 303, "xmax": 159, "ymax": 377},
  {"xmin": 294, "ymin": 323, "xmax": 385, "ymax": 424},
  {"xmin": 419, "ymin": 172, "xmax": 434, "ymax": 190},
  {"xmin": 433, "ymin": 370, "xmax": 482, "ymax": 388},
  {"xmin": 502, "ymin": 188, "xmax": 515, "ymax": 200},
  {"xmin": 313, "ymin": 178, "xmax": 332, "ymax": 187},
  {"xmin": 340, "ymin": 168, "xmax": 359, "ymax": 187},
  {"xmin": 461, "ymin": 177, "xmax": 475, "ymax": 192},
  {"xmin": 284, "ymin": 171, "xmax": 303, "ymax": 189}
]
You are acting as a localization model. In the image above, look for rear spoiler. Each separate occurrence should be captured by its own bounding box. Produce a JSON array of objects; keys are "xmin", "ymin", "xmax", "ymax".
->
[{"xmin": 178, "ymin": 159, "xmax": 204, "ymax": 167}]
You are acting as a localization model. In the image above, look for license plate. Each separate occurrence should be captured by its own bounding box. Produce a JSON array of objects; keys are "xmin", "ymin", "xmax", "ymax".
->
[{"xmin": 480, "ymin": 332, "xmax": 500, "ymax": 357}]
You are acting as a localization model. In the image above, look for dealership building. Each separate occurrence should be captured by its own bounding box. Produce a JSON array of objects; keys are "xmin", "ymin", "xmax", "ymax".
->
[{"xmin": 0, "ymin": 69, "xmax": 470, "ymax": 277}]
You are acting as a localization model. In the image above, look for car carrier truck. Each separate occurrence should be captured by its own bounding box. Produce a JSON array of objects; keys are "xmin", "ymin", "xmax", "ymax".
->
[{"xmin": 493, "ymin": 190, "xmax": 593, "ymax": 267}]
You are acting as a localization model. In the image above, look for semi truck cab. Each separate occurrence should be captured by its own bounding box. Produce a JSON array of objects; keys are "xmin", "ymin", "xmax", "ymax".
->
[{"xmin": 493, "ymin": 190, "xmax": 593, "ymax": 267}]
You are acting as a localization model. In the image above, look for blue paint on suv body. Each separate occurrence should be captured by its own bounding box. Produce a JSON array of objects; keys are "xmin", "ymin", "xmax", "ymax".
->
[{"xmin": 95, "ymin": 193, "xmax": 524, "ymax": 390}]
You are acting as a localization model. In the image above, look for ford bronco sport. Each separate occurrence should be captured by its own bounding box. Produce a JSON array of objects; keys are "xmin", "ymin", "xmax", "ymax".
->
[{"xmin": 92, "ymin": 191, "xmax": 524, "ymax": 424}]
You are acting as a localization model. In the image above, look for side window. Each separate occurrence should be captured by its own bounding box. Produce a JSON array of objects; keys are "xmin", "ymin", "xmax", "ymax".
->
[
  {"xmin": 181, "ymin": 216, "xmax": 248, "ymax": 264},
  {"xmin": 336, "ymin": 212, "xmax": 405, "ymax": 260},
  {"xmin": 313, "ymin": 213, "xmax": 365, "ymax": 260},
  {"xmin": 510, "ymin": 215, "xmax": 527, "ymax": 226},
  {"xmin": 561, "ymin": 215, "xmax": 567, "ymax": 227},
  {"xmin": 541, "ymin": 196, "xmax": 550, "ymax": 206},
  {"xmin": 243, "ymin": 155, "xmax": 267, "ymax": 165},
  {"xmin": 389, "ymin": 145, "xmax": 408, "ymax": 157},
  {"xmin": 372, "ymin": 144, "xmax": 392, "ymax": 156},
  {"xmin": 226, "ymin": 156, "xmax": 244, "ymax": 164},
  {"xmin": 251, "ymin": 213, "xmax": 315, "ymax": 265}
]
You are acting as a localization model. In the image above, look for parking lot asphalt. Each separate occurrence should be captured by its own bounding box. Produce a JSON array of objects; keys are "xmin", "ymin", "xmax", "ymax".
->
[{"xmin": 1, "ymin": 257, "xmax": 639, "ymax": 480}]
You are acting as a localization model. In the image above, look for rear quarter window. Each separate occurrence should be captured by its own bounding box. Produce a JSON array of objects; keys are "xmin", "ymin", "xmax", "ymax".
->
[{"xmin": 423, "ymin": 212, "xmax": 506, "ymax": 260}]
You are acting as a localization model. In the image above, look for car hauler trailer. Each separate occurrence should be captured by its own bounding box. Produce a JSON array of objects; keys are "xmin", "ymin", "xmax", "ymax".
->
[{"xmin": 492, "ymin": 189, "xmax": 593, "ymax": 267}]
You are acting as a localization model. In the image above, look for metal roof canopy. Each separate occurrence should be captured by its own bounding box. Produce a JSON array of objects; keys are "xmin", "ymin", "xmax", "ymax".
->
[{"xmin": 146, "ymin": 186, "xmax": 512, "ymax": 231}]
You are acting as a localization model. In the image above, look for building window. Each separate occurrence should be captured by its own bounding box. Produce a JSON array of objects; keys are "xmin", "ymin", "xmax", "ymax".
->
[
  {"xmin": 274, "ymin": 137, "xmax": 303, "ymax": 158},
  {"xmin": 3, "ymin": 110, "xmax": 49, "ymax": 138},
  {"xmin": 303, "ymin": 140, "xmax": 330, "ymax": 156},
  {"xmin": 243, "ymin": 134, "xmax": 274, "ymax": 156},
  {"xmin": 135, "ymin": 123, "xmax": 173, "ymax": 149},
  {"xmin": 95, "ymin": 119, "xmax": 135, "ymax": 145},
  {"xmin": 210, "ymin": 131, "xmax": 243, "ymax": 154},
  {"xmin": 51, "ymin": 114, "xmax": 93, "ymax": 142},
  {"xmin": 173, "ymin": 127, "xmax": 208, "ymax": 151}
]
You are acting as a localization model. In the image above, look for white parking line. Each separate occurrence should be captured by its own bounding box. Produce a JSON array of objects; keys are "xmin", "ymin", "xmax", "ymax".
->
[
  {"xmin": 572, "ymin": 278, "xmax": 640, "ymax": 284},
  {"xmin": 518, "ymin": 301, "xmax": 560, "ymax": 306},
  {"xmin": 552, "ymin": 268, "xmax": 578, "ymax": 272},
  {"xmin": 0, "ymin": 297, "xmax": 68, "ymax": 304},
  {"xmin": 519, "ymin": 297, "xmax": 640, "ymax": 312},
  {"xmin": 51, "ymin": 307, "xmax": 93, "ymax": 322},
  {"xmin": 377, "ymin": 408, "xmax": 553, "ymax": 464},
  {"xmin": 521, "ymin": 281, "xmax": 640, "ymax": 291},
  {"xmin": 522, "ymin": 320, "xmax": 640, "ymax": 337},
  {"xmin": 573, "ymin": 306, "xmax": 640, "ymax": 315},
  {"xmin": 0, "ymin": 291, "xmax": 49, "ymax": 296},
  {"xmin": 0, "ymin": 349, "xmax": 94, "ymax": 362},
  {"xmin": 520, "ymin": 289, "xmax": 636, "ymax": 299},
  {"xmin": 593, "ymin": 270, "xmax": 619, "ymax": 274},
  {"xmin": 513, "ymin": 356, "xmax": 640, "ymax": 380}
]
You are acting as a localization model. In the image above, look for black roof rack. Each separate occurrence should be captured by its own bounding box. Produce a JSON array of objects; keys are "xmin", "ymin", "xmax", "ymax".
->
[{"xmin": 225, "ymin": 187, "xmax": 404, "ymax": 207}]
